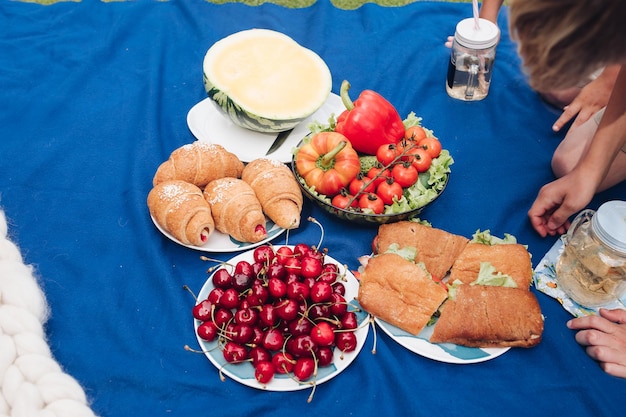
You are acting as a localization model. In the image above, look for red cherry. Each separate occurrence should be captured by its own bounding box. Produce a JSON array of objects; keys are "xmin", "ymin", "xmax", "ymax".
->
[
  {"xmin": 213, "ymin": 308, "xmax": 233, "ymax": 328},
  {"xmin": 288, "ymin": 334, "xmax": 316, "ymax": 358},
  {"xmin": 231, "ymin": 323, "xmax": 254, "ymax": 344},
  {"xmin": 288, "ymin": 316, "xmax": 313, "ymax": 337},
  {"xmin": 222, "ymin": 341, "xmax": 247, "ymax": 363},
  {"xmin": 197, "ymin": 321, "xmax": 218, "ymax": 341},
  {"xmin": 335, "ymin": 331, "xmax": 357, "ymax": 352},
  {"xmin": 258, "ymin": 304, "xmax": 279, "ymax": 327},
  {"xmin": 272, "ymin": 352, "xmax": 295, "ymax": 374},
  {"xmin": 274, "ymin": 298, "xmax": 299, "ymax": 321},
  {"xmin": 316, "ymin": 346, "xmax": 334, "ymax": 367},
  {"xmin": 234, "ymin": 260, "xmax": 254, "ymax": 279},
  {"xmin": 310, "ymin": 281, "xmax": 333, "ymax": 303},
  {"xmin": 293, "ymin": 243, "xmax": 312, "ymax": 258},
  {"xmin": 287, "ymin": 281, "xmax": 310, "ymax": 301},
  {"xmin": 340, "ymin": 311, "xmax": 358, "ymax": 330},
  {"xmin": 212, "ymin": 268, "xmax": 233, "ymax": 289},
  {"xmin": 267, "ymin": 277, "xmax": 287, "ymax": 299},
  {"xmin": 254, "ymin": 360, "xmax": 275, "ymax": 384},
  {"xmin": 318, "ymin": 263, "xmax": 339, "ymax": 284},
  {"xmin": 192, "ymin": 299, "xmax": 214, "ymax": 321},
  {"xmin": 253, "ymin": 245, "xmax": 275, "ymax": 265},
  {"xmin": 232, "ymin": 272, "xmax": 254, "ymax": 292},
  {"xmin": 234, "ymin": 307, "xmax": 258, "ymax": 326},
  {"xmin": 248, "ymin": 346, "xmax": 271, "ymax": 366},
  {"xmin": 219, "ymin": 288, "xmax": 240, "ymax": 309},
  {"xmin": 293, "ymin": 357, "xmax": 315, "ymax": 381},
  {"xmin": 300, "ymin": 256, "xmax": 323, "ymax": 279},
  {"xmin": 275, "ymin": 246, "xmax": 294, "ymax": 265},
  {"xmin": 262, "ymin": 328, "xmax": 285, "ymax": 351},
  {"xmin": 332, "ymin": 282, "xmax": 346, "ymax": 295},
  {"xmin": 283, "ymin": 257, "xmax": 301, "ymax": 275},
  {"xmin": 329, "ymin": 293, "xmax": 348, "ymax": 316},
  {"xmin": 308, "ymin": 304, "xmax": 330, "ymax": 320},
  {"xmin": 207, "ymin": 287, "xmax": 224, "ymax": 304},
  {"xmin": 310, "ymin": 322, "xmax": 335, "ymax": 347},
  {"xmin": 267, "ymin": 262, "xmax": 287, "ymax": 281}
]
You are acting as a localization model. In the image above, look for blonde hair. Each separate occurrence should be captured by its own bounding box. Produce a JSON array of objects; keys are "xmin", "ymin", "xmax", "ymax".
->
[{"xmin": 508, "ymin": 0, "xmax": 626, "ymax": 92}]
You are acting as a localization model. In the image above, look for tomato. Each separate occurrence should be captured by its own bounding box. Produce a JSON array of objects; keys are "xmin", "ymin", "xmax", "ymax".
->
[
  {"xmin": 358, "ymin": 193, "xmax": 384, "ymax": 214},
  {"xmin": 331, "ymin": 189, "xmax": 358, "ymax": 210},
  {"xmin": 375, "ymin": 143, "xmax": 398, "ymax": 166},
  {"xmin": 348, "ymin": 172, "xmax": 376, "ymax": 197},
  {"xmin": 410, "ymin": 148, "xmax": 433, "ymax": 172},
  {"xmin": 376, "ymin": 178, "xmax": 404, "ymax": 205},
  {"xmin": 418, "ymin": 137, "xmax": 442, "ymax": 159},
  {"xmin": 294, "ymin": 132, "xmax": 361, "ymax": 197},
  {"xmin": 404, "ymin": 125, "xmax": 427, "ymax": 142},
  {"xmin": 366, "ymin": 166, "xmax": 391, "ymax": 188},
  {"xmin": 391, "ymin": 162, "xmax": 418, "ymax": 188}
]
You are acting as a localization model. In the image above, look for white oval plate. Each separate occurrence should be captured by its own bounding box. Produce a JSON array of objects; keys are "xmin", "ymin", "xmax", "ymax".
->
[
  {"xmin": 375, "ymin": 317, "xmax": 509, "ymax": 364},
  {"xmin": 186, "ymin": 92, "xmax": 345, "ymax": 163},
  {"xmin": 150, "ymin": 215, "xmax": 286, "ymax": 253},
  {"xmin": 193, "ymin": 246, "xmax": 370, "ymax": 391}
]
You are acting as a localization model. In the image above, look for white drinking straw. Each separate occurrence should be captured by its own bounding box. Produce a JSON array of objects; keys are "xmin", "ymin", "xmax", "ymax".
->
[{"xmin": 473, "ymin": 0, "xmax": 480, "ymax": 29}]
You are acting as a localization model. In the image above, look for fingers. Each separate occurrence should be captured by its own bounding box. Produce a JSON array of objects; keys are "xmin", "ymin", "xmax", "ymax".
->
[
  {"xmin": 552, "ymin": 104, "xmax": 580, "ymax": 132},
  {"xmin": 599, "ymin": 308, "xmax": 626, "ymax": 324},
  {"xmin": 444, "ymin": 35, "xmax": 453, "ymax": 48}
]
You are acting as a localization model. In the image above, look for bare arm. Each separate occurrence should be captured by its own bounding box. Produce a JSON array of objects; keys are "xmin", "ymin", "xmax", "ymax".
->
[{"xmin": 528, "ymin": 65, "xmax": 626, "ymax": 237}]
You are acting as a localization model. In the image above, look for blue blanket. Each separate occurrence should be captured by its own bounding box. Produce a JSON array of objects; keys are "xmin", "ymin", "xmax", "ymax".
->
[{"xmin": 1, "ymin": 1, "xmax": 624, "ymax": 416}]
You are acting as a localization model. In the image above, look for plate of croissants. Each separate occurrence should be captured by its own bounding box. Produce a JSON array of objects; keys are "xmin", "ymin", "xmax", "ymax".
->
[{"xmin": 147, "ymin": 141, "xmax": 304, "ymax": 252}]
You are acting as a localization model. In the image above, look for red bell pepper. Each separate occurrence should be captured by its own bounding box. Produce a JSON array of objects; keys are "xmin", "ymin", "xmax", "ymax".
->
[{"xmin": 335, "ymin": 80, "xmax": 405, "ymax": 155}]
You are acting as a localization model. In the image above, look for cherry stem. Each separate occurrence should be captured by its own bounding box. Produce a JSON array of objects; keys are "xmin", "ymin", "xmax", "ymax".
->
[
  {"xmin": 307, "ymin": 216, "xmax": 324, "ymax": 250},
  {"xmin": 182, "ymin": 285, "xmax": 199, "ymax": 303}
]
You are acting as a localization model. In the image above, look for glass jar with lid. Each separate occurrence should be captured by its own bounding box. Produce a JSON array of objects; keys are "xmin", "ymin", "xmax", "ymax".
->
[
  {"xmin": 556, "ymin": 200, "xmax": 626, "ymax": 307},
  {"xmin": 446, "ymin": 17, "xmax": 500, "ymax": 101}
]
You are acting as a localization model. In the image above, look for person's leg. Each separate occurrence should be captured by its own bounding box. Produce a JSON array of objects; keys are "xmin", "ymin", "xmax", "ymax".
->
[{"xmin": 552, "ymin": 108, "xmax": 626, "ymax": 191}]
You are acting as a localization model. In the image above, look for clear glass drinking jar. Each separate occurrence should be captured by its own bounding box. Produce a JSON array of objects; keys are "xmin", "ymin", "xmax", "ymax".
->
[
  {"xmin": 446, "ymin": 18, "xmax": 499, "ymax": 101},
  {"xmin": 556, "ymin": 200, "xmax": 626, "ymax": 307}
]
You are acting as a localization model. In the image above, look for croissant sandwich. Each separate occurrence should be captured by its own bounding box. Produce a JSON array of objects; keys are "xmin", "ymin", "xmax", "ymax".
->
[
  {"xmin": 203, "ymin": 177, "xmax": 267, "ymax": 243},
  {"xmin": 430, "ymin": 285, "xmax": 544, "ymax": 348},
  {"xmin": 153, "ymin": 142, "xmax": 244, "ymax": 188},
  {"xmin": 147, "ymin": 180, "xmax": 215, "ymax": 246},
  {"xmin": 242, "ymin": 158, "xmax": 303, "ymax": 229},
  {"xmin": 358, "ymin": 253, "xmax": 449, "ymax": 336}
]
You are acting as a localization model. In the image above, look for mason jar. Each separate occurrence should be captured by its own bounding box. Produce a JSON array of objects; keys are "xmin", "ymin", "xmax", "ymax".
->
[
  {"xmin": 555, "ymin": 200, "xmax": 626, "ymax": 307},
  {"xmin": 446, "ymin": 18, "xmax": 499, "ymax": 101}
]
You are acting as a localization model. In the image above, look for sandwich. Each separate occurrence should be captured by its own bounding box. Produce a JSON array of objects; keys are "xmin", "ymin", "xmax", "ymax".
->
[
  {"xmin": 430, "ymin": 284, "xmax": 544, "ymax": 348},
  {"xmin": 449, "ymin": 242, "xmax": 533, "ymax": 290},
  {"xmin": 358, "ymin": 252, "xmax": 449, "ymax": 336},
  {"xmin": 374, "ymin": 221, "xmax": 469, "ymax": 280}
]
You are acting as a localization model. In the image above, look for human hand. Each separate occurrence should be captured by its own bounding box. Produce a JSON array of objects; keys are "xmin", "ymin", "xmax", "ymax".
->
[
  {"xmin": 527, "ymin": 170, "xmax": 597, "ymax": 237},
  {"xmin": 567, "ymin": 308, "xmax": 626, "ymax": 378},
  {"xmin": 552, "ymin": 66, "xmax": 618, "ymax": 132},
  {"xmin": 445, "ymin": 35, "xmax": 453, "ymax": 49}
]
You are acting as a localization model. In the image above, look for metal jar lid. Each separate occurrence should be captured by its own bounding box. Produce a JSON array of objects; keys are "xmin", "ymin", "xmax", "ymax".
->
[
  {"xmin": 592, "ymin": 200, "xmax": 626, "ymax": 255},
  {"xmin": 454, "ymin": 18, "xmax": 500, "ymax": 49}
]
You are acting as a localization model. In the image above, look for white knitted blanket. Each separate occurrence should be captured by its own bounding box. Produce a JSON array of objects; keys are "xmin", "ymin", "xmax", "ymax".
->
[{"xmin": 0, "ymin": 211, "xmax": 98, "ymax": 417}]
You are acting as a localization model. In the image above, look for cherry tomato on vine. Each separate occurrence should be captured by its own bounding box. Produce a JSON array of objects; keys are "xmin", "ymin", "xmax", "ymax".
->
[
  {"xmin": 331, "ymin": 190, "xmax": 358, "ymax": 210},
  {"xmin": 418, "ymin": 137, "xmax": 442, "ymax": 159},
  {"xmin": 375, "ymin": 144, "xmax": 398, "ymax": 166},
  {"xmin": 404, "ymin": 125, "xmax": 427, "ymax": 142},
  {"xmin": 366, "ymin": 166, "xmax": 391, "ymax": 188},
  {"xmin": 376, "ymin": 178, "xmax": 404, "ymax": 205},
  {"xmin": 358, "ymin": 193, "xmax": 385, "ymax": 214},
  {"xmin": 410, "ymin": 148, "xmax": 433, "ymax": 173},
  {"xmin": 391, "ymin": 162, "xmax": 418, "ymax": 188},
  {"xmin": 348, "ymin": 173, "xmax": 376, "ymax": 197}
]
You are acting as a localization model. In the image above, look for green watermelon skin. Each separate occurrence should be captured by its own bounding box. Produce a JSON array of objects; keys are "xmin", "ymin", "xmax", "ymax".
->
[{"xmin": 204, "ymin": 75, "xmax": 305, "ymax": 133}]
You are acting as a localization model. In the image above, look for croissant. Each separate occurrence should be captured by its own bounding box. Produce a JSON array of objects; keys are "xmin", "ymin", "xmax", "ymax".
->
[
  {"xmin": 203, "ymin": 178, "xmax": 267, "ymax": 243},
  {"xmin": 241, "ymin": 158, "xmax": 303, "ymax": 229},
  {"xmin": 147, "ymin": 180, "xmax": 215, "ymax": 246},
  {"xmin": 153, "ymin": 142, "xmax": 244, "ymax": 188}
]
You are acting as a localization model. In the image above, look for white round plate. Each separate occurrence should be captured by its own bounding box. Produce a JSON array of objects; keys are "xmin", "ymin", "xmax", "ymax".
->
[
  {"xmin": 186, "ymin": 92, "xmax": 345, "ymax": 163},
  {"xmin": 193, "ymin": 246, "xmax": 370, "ymax": 391},
  {"xmin": 150, "ymin": 215, "xmax": 287, "ymax": 253},
  {"xmin": 375, "ymin": 317, "xmax": 509, "ymax": 364}
]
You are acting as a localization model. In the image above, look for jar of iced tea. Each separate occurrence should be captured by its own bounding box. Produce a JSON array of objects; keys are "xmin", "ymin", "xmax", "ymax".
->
[
  {"xmin": 556, "ymin": 200, "xmax": 626, "ymax": 307},
  {"xmin": 446, "ymin": 18, "xmax": 499, "ymax": 101}
]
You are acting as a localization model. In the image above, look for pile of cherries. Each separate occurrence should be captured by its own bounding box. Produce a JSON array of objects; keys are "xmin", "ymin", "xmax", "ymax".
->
[{"xmin": 190, "ymin": 242, "xmax": 361, "ymax": 388}]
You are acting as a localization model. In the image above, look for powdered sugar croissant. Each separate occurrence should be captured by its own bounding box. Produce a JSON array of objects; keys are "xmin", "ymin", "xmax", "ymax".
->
[
  {"xmin": 147, "ymin": 180, "xmax": 215, "ymax": 246},
  {"xmin": 153, "ymin": 142, "xmax": 244, "ymax": 188},
  {"xmin": 242, "ymin": 158, "xmax": 303, "ymax": 229},
  {"xmin": 203, "ymin": 177, "xmax": 267, "ymax": 243}
]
